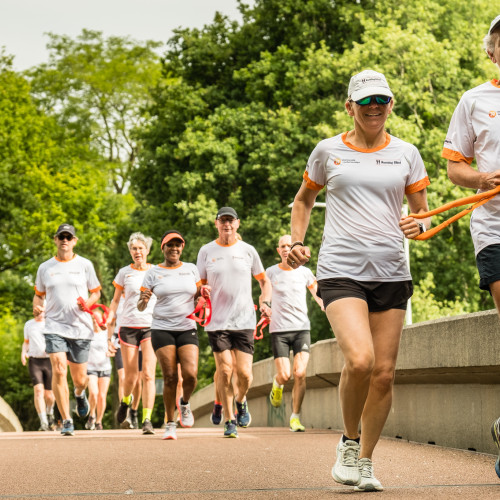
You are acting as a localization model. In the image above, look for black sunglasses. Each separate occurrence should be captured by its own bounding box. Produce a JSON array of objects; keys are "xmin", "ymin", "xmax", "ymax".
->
[
  {"xmin": 354, "ymin": 95, "xmax": 392, "ymax": 106},
  {"xmin": 57, "ymin": 233, "xmax": 74, "ymax": 241}
]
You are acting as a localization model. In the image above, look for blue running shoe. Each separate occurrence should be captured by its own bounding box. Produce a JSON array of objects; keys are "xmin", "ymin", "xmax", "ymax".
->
[
  {"xmin": 235, "ymin": 400, "xmax": 252, "ymax": 428},
  {"xmin": 75, "ymin": 391, "xmax": 90, "ymax": 418},
  {"xmin": 210, "ymin": 403, "xmax": 223, "ymax": 425},
  {"xmin": 491, "ymin": 417, "xmax": 500, "ymax": 478},
  {"xmin": 224, "ymin": 420, "xmax": 238, "ymax": 438},
  {"xmin": 61, "ymin": 419, "xmax": 74, "ymax": 436}
]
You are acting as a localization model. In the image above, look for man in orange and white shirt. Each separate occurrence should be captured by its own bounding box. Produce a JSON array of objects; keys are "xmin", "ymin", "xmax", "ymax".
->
[
  {"xmin": 443, "ymin": 14, "xmax": 500, "ymax": 478},
  {"xmin": 267, "ymin": 234, "xmax": 323, "ymax": 432},
  {"xmin": 33, "ymin": 223, "xmax": 101, "ymax": 436},
  {"xmin": 197, "ymin": 207, "xmax": 272, "ymax": 438}
]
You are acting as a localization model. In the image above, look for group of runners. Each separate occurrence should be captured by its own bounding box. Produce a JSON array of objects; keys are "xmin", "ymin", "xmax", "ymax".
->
[{"xmin": 26, "ymin": 13, "xmax": 500, "ymax": 491}]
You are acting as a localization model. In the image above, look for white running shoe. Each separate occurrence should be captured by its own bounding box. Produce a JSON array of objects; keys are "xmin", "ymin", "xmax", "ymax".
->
[
  {"xmin": 331, "ymin": 438, "xmax": 361, "ymax": 486},
  {"xmin": 178, "ymin": 400, "xmax": 194, "ymax": 428},
  {"xmin": 162, "ymin": 422, "xmax": 177, "ymax": 440},
  {"xmin": 354, "ymin": 458, "xmax": 383, "ymax": 491}
]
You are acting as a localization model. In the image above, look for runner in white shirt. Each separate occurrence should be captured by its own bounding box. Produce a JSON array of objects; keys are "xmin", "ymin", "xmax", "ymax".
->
[
  {"xmin": 106, "ymin": 232, "xmax": 156, "ymax": 435},
  {"xmin": 443, "ymin": 14, "xmax": 500, "ymax": 479},
  {"xmin": 197, "ymin": 207, "xmax": 272, "ymax": 438},
  {"xmin": 21, "ymin": 313, "xmax": 56, "ymax": 431},
  {"xmin": 33, "ymin": 223, "xmax": 102, "ymax": 436},
  {"xmin": 85, "ymin": 311, "xmax": 112, "ymax": 430},
  {"xmin": 267, "ymin": 234, "xmax": 323, "ymax": 432},
  {"xmin": 139, "ymin": 230, "xmax": 209, "ymax": 440},
  {"xmin": 288, "ymin": 70, "xmax": 430, "ymax": 491}
]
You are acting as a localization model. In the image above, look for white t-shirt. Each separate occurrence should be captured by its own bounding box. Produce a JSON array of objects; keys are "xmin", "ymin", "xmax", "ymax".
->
[
  {"xmin": 197, "ymin": 239, "xmax": 266, "ymax": 331},
  {"xmin": 442, "ymin": 80, "xmax": 500, "ymax": 255},
  {"xmin": 112, "ymin": 264, "xmax": 156, "ymax": 328},
  {"xmin": 24, "ymin": 319, "xmax": 48, "ymax": 358},
  {"xmin": 34, "ymin": 255, "xmax": 101, "ymax": 339},
  {"xmin": 87, "ymin": 330, "xmax": 111, "ymax": 372},
  {"xmin": 141, "ymin": 262, "xmax": 201, "ymax": 331},
  {"xmin": 304, "ymin": 132, "xmax": 430, "ymax": 282},
  {"xmin": 266, "ymin": 264, "xmax": 316, "ymax": 333}
]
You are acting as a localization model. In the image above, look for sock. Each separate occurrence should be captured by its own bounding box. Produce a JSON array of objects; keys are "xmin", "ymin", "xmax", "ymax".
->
[
  {"xmin": 142, "ymin": 408, "xmax": 152, "ymax": 422},
  {"xmin": 342, "ymin": 434, "xmax": 360, "ymax": 444},
  {"xmin": 290, "ymin": 413, "xmax": 300, "ymax": 421},
  {"xmin": 130, "ymin": 408, "xmax": 138, "ymax": 416},
  {"xmin": 273, "ymin": 376, "xmax": 284, "ymax": 389},
  {"xmin": 74, "ymin": 388, "xmax": 84, "ymax": 398},
  {"xmin": 122, "ymin": 394, "xmax": 132, "ymax": 405},
  {"xmin": 46, "ymin": 405, "xmax": 54, "ymax": 416},
  {"xmin": 38, "ymin": 413, "xmax": 48, "ymax": 425},
  {"xmin": 179, "ymin": 396, "xmax": 186, "ymax": 406},
  {"xmin": 214, "ymin": 400, "xmax": 222, "ymax": 406}
]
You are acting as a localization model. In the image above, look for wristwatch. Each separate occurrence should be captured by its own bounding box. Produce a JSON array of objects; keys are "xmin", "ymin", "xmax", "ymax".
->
[
  {"xmin": 417, "ymin": 222, "xmax": 426, "ymax": 234},
  {"xmin": 263, "ymin": 301, "xmax": 271, "ymax": 308}
]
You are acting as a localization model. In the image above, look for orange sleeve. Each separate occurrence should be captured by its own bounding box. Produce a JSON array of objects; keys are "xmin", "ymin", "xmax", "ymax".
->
[
  {"xmin": 307, "ymin": 280, "xmax": 317, "ymax": 290},
  {"xmin": 253, "ymin": 272, "xmax": 266, "ymax": 281},
  {"xmin": 195, "ymin": 280, "xmax": 202, "ymax": 287},
  {"xmin": 34, "ymin": 286, "xmax": 45, "ymax": 297},
  {"xmin": 303, "ymin": 171, "xmax": 324, "ymax": 191},
  {"xmin": 201, "ymin": 279, "xmax": 208, "ymax": 285},
  {"xmin": 112, "ymin": 281, "xmax": 124, "ymax": 290},
  {"xmin": 405, "ymin": 176, "xmax": 430, "ymax": 195},
  {"xmin": 441, "ymin": 147, "xmax": 473, "ymax": 164},
  {"xmin": 89, "ymin": 286, "xmax": 102, "ymax": 293}
]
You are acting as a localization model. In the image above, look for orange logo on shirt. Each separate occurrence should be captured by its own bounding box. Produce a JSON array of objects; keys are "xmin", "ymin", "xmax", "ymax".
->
[
  {"xmin": 489, "ymin": 111, "xmax": 497, "ymax": 118},
  {"xmin": 333, "ymin": 158, "xmax": 341, "ymax": 165}
]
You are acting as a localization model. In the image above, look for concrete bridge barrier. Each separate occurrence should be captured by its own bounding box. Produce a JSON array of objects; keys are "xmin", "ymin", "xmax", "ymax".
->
[
  {"xmin": 191, "ymin": 309, "xmax": 500, "ymax": 454},
  {"xmin": 0, "ymin": 396, "xmax": 23, "ymax": 432}
]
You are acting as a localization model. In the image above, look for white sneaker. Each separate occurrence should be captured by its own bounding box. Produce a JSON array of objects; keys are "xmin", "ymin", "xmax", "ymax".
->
[
  {"xmin": 331, "ymin": 438, "xmax": 361, "ymax": 485},
  {"xmin": 178, "ymin": 400, "xmax": 194, "ymax": 428},
  {"xmin": 162, "ymin": 422, "xmax": 177, "ymax": 440},
  {"xmin": 354, "ymin": 458, "xmax": 383, "ymax": 491}
]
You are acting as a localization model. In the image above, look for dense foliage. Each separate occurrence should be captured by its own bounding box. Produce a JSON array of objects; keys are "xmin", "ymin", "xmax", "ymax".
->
[{"xmin": 1, "ymin": 0, "xmax": 498, "ymax": 429}]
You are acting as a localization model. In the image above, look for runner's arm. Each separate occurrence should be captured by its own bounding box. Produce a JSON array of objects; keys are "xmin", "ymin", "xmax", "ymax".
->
[
  {"xmin": 257, "ymin": 275, "xmax": 272, "ymax": 318},
  {"xmin": 21, "ymin": 341, "xmax": 29, "ymax": 366},
  {"xmin": 400, "ymin": 188, "xmax": 431, "ymax": 239},
  {"xmin": 289, "ymin": 181, "xmax": 320, "ymax": 267},
  {"xmin": 307, "ymin": 282, "xmax": 324, "ymax": 311},
  {"xmin": 77, "ymin": 289, "xmax": 101, "ymax": 311},
  {"xmin": 33, "ymin": 294, "xmax": 45, "ymax": 318},
  {"xmin": 448, "ymin": 159, "xmax": 500, "ymax": 191},
  {"xmin": 106, "ymin": 287, "xmax": 122, "ymax": 327}
]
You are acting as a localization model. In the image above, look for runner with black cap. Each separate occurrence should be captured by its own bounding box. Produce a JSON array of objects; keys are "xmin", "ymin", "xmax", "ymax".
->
[
  {"xmin": 197, "ymin": 207, "xmax": 272, "ymax": 438},
  {"xmin": 139, "ymin": 230, "xmax": 209, "ymax": 440},
  {"xmin": 33, "ymin": 223, "xmax": 102, "ymax": 436}
]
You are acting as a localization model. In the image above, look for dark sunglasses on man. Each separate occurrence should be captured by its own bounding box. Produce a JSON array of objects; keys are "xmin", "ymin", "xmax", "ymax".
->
[{"xmin": 57, "ymin": 233, "xmax": 74, "ymax": 241}]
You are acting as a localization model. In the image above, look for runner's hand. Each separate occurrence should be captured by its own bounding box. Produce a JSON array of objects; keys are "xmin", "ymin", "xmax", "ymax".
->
[
  {"xmin": 399, "ymin": 216, "xmax": 421, "ymax": 240},
  {"xmin": 260, "ymin": 303, "xmax": 272, "ymax": 318},
  {"xmin": 201, "ymin": 285, "xmax": 211, "ymax": 298},
  {"xmin": 287, "ymin": 245, "xmax": 311, "ymax": 268}
]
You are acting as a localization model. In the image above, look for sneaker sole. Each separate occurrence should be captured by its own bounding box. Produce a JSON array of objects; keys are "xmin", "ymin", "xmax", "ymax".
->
[
  {"xmin": 290, "ymin": 427, "xmax": 305, "ymax": 432},
  {"xmin": 120, "ymin": 420, "xmax": 133, "ymax": 429},
  {"xmin": 237, "ymin": 414, "xmax": 252, "ymax": 428},
  {"xmin": 210, "ymin": 416, "xmax": 222, "ymax": 425},
  {"xmin": 269, "ymin": 391, "xmax": 283, "ymax": 408},
  {"xmin": 331, "ymin": 468, "xmax": 360, "ymax": 486},
  {"xmin": 224, "ymin": 433, "xmax": 238, "ymax": 438},
  {"xmin": 61, "ymin": 431, "xmax": 74, "ymax": 436},
  {"xmin": 354, "ymin": 483, "xmax": 384, "ymax": 492},
  {"xmin": 162, "ymin": 435, "xmax": 177, "ymax": 440}
]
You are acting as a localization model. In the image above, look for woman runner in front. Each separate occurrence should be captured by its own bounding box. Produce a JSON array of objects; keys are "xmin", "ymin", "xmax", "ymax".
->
[
  {"xmin": 287, "ymin": 70, "xmax": 431, "ymax": 491},
  {"xmin": 138, "ymin": 230, "xmax": 210, "ymax": 440}
]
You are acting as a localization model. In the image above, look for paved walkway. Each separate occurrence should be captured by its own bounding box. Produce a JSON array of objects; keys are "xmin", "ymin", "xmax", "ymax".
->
[{"xmin": 0, "ymin": 427, "xmax": 499, "ymax": 499}]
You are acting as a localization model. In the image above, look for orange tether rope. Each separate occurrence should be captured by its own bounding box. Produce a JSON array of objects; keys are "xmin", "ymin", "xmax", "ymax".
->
[{"xmin": 409, "ymin": 185, "xmax": 500, "ymax": 241}]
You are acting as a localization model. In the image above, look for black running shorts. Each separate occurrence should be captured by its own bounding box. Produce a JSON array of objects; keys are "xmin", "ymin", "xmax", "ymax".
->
[
  {"xmin": 151, "ymin": 329, "xmax": 199, "ymax": 351},
  {"xmin": 207, "ymin": 330, "xmax": 254, "ymax": 355},
  {"xmin": 271, "ymin": 330, "xmax": 311, "ymax": 359}
]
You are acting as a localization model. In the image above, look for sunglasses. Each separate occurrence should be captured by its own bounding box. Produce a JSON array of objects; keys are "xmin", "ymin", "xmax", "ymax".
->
[
  {"xmin": 57, "ymin": 234, "xmax": 74, "ymax": 241},
  {"xmin": 354, "ymin": 95, "xmax": 392, "ymax": 106}
]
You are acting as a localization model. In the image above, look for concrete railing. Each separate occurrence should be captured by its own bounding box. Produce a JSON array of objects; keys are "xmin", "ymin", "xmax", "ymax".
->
[
  {"xmin": 191, "ymin": 309, "xmax": 500, "ymax": 454},
  {"xmin": 0, "ymin": 396, "xmax": 23, "ymax": 432}
]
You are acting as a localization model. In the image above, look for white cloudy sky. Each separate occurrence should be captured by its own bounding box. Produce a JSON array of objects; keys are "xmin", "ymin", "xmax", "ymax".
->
[{"xmin": 0, "ymin": 0, "xmax": 254, "ymax": 70}]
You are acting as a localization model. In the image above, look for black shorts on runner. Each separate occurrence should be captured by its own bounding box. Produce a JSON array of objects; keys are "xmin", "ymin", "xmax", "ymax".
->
[
  {"xmin": 476, "ymin": 244, "xmax": 500, "ymax": 292},
  {"xmin": 207, "ymin": 330, "xmax": 254, "ymax": 355},
  {"xmin": 87, "ymin": 370, "xmax": 112, "ymax": 378},
  {"xmin": 151, "ymin": 329, "xmax": 199, "ymax": 351},
  {"xmin": 114, "ymin": 347, "xmax": 124, "ymax": 370},
  {"xmin": 44, "ymin": 334, "xmax": 91, "ymax": 364},
  {"xmin": 318, "ymin": 278, "xmax": 413, "ymax": 312},
  {"xmin": 271, "ymin": 330, "xmax": 311, "ymax": 359},
  {"xmin": 28, "ymin": 357, "xmax": 52, "ymax": 388},
  {"xmin": 118, "ymin": 327, "xmax": 151, "ymax": 348}
]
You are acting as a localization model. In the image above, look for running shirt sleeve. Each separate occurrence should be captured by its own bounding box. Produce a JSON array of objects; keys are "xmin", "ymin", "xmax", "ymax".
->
[
  {"xmin": 141, "ymin": 268, "xmax": 154, "ymax": 292},
  {"xmin": 405, "ymin": 145, "xmax": 430, "ymax": 194},
  {"xmin": 250, "ymin": 246, "xmax": 266, "ymax": 280},
  {"xmin": 85, "ymin": 260, "xmax": 101, "ymax": 292},
  {"xmin": 304, "ymin": 267, "xmax": 317, "ymax": 289},
  {"xmin": 442, "ymin": 94, "xmax": 475, "ymax": 164},
  {"xmin": 196, "ymin": 246, "xmax": 207, "ymax": 282},
  {"xmin": 112, "ymin": 267, "xmax": 126, "ymax": 290},
  {"xmin": 303, "ymin": 141, "xmax": 329, "ymax": 190}
]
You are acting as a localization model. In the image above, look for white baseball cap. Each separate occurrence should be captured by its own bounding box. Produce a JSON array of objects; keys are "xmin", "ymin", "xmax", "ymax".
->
[
  {"xmin": 489, "ymin": 15, "xmax": 500, "ymax": 35},
  {"xmin": 348, "ymin": 70, "xmax": 393, "ymax": 101}
]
